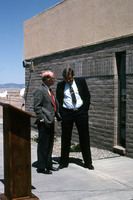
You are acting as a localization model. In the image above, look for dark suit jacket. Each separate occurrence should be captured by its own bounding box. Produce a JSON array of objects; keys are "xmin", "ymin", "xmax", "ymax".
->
[
  {"xmin": 33, "ymin": 84, "xmax": 59, "ymax": 127},
  {"xmin": 56, "ymin": 78, "xmax": 91, "ymax": 112}
]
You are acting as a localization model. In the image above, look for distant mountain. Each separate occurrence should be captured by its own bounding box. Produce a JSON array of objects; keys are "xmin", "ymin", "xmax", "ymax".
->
[{"xmin": 0, "ymin": 83, "xmax": 25, "ymax": 89}]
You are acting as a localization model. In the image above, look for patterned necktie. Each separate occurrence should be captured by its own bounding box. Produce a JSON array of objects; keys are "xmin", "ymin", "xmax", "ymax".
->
[
  {"xmin": 69, "ymin": 84, "xmax": 76, "ymax": 104},
  {"xmin": 49, "ymin": 88, "xmax": 56, "ymax": 112}
]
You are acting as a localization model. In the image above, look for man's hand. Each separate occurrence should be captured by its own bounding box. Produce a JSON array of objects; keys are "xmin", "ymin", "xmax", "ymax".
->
[{"xmin": 40, "ymin": 119, "xmax": 44, "ymax": 123}]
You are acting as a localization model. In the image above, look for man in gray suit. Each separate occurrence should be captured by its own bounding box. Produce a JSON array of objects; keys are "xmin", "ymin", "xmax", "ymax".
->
[{"xmin": 33, "ymin": 70, "xmax": 61, "ymax": 174}]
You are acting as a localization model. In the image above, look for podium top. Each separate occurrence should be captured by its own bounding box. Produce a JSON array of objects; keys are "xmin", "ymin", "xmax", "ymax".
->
[{"xmin": 0, "ymin": 102, "xmax": 38, "ymax": 119}]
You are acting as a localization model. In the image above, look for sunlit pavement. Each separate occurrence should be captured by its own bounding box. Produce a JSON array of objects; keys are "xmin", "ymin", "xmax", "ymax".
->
[{"xmin": 0, "ymin": 118, "xmax": 133, "ymax": 200}]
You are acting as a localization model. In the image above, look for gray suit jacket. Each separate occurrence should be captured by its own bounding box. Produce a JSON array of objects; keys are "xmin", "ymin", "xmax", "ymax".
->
[{"xmin": 33, "ymin": 84, "xmax": 59, "ymax": 127}]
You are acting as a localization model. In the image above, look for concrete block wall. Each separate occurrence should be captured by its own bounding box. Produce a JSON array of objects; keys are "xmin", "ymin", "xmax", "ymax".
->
[
  {"xmin": 25, "ymin": 35, "xmax": 133, "ymax": 157},
  {"xmin": 124, "ymin": 48, "xmax": 133, "ymax": 158},
  {"xmin": 126, "ymin": 75, "xmax": 133, "ymax": 157},
  {"xmin": 88, "ymin": 77, "xmax": 115, "ymax": 150}
]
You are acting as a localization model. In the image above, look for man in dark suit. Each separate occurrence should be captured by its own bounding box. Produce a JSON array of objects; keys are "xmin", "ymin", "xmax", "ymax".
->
[
  {"xmin": 56, "ymin": 67, "xmax": 94, "ymax": 170},
  {"xmin": 33, "ymin": 70, "xmax": 61, "ymax": 174}
]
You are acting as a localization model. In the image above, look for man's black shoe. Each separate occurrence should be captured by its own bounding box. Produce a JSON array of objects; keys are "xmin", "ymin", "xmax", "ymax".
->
[
  {"xmin": 48, "ymin": 167, "xmax": 59, "ymax": 171},
  {"xmin": 58, "ymin": 164, "xmax": 68, "ymax": 169},
  {"xmin": 85, "ymin": 164, "xmax": 94, "ymax": 170},
  {"xmin": 37, "ymin": 168, "xmax": 52, "ymax": 174}
]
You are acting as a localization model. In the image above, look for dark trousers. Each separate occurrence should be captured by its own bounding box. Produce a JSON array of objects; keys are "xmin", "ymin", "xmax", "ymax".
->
[
  {"xmin": 37, "ymin": 122, "xmax": 54, "ymax": 169},
  {"xmin": 60, "ymin": 107, "xmax": 92, "ymax": 167}
]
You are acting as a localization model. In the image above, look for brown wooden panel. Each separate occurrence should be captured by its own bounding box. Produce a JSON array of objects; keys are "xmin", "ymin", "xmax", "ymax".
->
[
  {"xmin": 3, "ymin": 106, "xmax": 31, "ymax": 199},
  {"xmin": 0, "ymin": 193, "xmax": 39, "ymax": 200},
  {"xmin": 0, "ymin": 103, "xmax": 39, "ymax": 200}
]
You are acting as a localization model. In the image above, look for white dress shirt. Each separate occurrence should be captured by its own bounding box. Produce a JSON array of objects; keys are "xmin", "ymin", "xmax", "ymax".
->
[{"xmin": 63, "ymin": 80, "xmax": 83, "ymax": 109}]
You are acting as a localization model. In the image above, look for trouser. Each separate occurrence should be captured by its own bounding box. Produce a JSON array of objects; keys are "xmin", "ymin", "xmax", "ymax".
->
[
  {"xmin": 37, "ymin": 122, "xmax": 54, "ymax": 169},
  {"xmin": 60, "ymin": 107, "xmax": 92, "ymax": 167}
]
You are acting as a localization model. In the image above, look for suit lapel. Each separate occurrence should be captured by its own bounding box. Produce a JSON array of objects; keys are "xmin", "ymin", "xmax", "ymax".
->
[
  {"xmin": 75, "ymin": 78, "xmax": 82, "ymax": 97},
  {"xmin": 42, "ymin": 84, "xmax": 53, "ymax": 105},
  {"xmin": 75, "ymin": 78, "xmax": 80, "ymax": 90},
  {"xmin": 62, "ymin": 81, "xmax": 66, "ymax": 100}
]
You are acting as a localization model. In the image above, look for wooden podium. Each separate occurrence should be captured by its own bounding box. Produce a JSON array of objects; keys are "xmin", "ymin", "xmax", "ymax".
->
[{"xmin": 0, "ymin": 102, "xmax": 39, "ymax": 200}]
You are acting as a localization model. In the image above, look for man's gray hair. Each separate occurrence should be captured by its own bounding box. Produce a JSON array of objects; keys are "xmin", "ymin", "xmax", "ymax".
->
[{"xmin": 42, "ymin": 70, "xmax": 53, "ymax": 82}]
